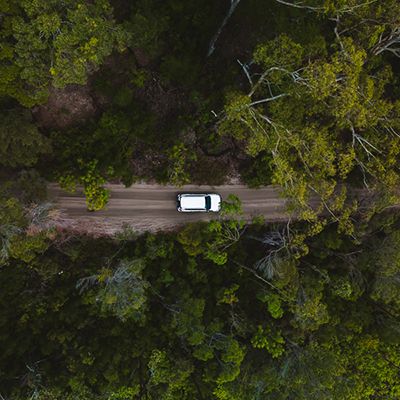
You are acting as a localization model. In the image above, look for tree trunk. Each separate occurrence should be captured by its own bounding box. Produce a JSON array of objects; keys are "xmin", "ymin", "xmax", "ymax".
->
[{"xmin": 207, "ymin": 0, "xmax": 241, "ymax": 57}]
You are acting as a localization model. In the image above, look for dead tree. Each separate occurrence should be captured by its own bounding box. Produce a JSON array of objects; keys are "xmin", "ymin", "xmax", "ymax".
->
[
  {"xmin": 207, "ymin": 0, "xmax": 241, "ymax": 57},
  {"xmin": 372, "ymin": 27, "xmax": 400, "ymax": 58},
  {"xmin": 275, "ymin": 0, "xmax": 379, "ymax": 14},
  {"xmin": 274, "ymin": 0, "xmax": 322, "ymax": 11}
]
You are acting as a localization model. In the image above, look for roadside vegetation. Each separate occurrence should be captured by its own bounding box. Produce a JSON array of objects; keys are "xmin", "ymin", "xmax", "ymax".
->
[
  {"xmin": 1, "ymin": 193, "xmax": 400, "ymax": 399},
  {"xmin": 1, "ymin": 0, "xmax": 400, "ymax": 398}
]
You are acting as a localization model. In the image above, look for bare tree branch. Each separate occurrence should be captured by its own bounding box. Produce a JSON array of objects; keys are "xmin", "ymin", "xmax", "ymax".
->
[
  {"xmin": 372, "ymin": 27, "xmax": 400, "ymax": 58},
  {"xmin": 275, "ymin": 0, "xmax": 378, "ymax": 14},
  {"xmin": 274, "ymin": 0, "xmax": 323, "ymax": 11},
  {"xmin": 248, "ymin": 93, "xmax": 288, "ymax": 107},
  {"xmin": 237, "ymin": 59, "xmax": 253, "ymax": 86}
]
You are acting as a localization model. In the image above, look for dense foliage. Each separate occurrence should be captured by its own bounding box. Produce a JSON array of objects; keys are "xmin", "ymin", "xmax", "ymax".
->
[
  {"xmin": 1, "ymin": 0, "xmax": 400, "ymax": 398},
  {"xmin": 1, "ymin": 201, "xmax": 400, "ymax": 399}
]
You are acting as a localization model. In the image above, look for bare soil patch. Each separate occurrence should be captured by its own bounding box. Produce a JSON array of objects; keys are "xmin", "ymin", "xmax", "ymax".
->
[
  {"xmin": 32, "ymin": 85, "xmax": 97, "ymax": 130},
  {"xmin": 134, "ymin": 72, "xmax": 189, "ymax": 123}
]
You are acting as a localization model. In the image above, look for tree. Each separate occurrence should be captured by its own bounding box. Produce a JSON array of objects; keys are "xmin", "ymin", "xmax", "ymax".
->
[
  {"xmin": 0, "ymin": 0, "xmax": 130, "ymax": 105},
  {"xmin": 77, "ymin": 257, "xmax": 149, "ymax": 322},
  {"xmin": 177, "ymin": 222, "xmax": 208, "ymax": 257},
  {"xmin": 251, "ymin": 325, "xmax": 286, "ymax": 358},
  {"xmin": 166, "ymin": 143, "xmax": 196, "ymax": 187},
  {"xmin": 367, "ymin": 230, "xmax": 400, "ymax": 313},
  {"xmin": 147, "ymin": 350, "xmax": 196, "ymax": 400},
  {"xmin": 171, "ymin": 297, "xmax": 206, "ymax": 346},
  {"xmin": 0, "ymin": 197, "xmax": 52, "ymax": 266},
  {"xmin": 125, "ymin": 0, "xmax": 169, "ymax": 58},
  {"xmin": 59, "ymin": 160, "xmax": 110, "ymax": 211},
  {"xmin": 219, "ymin": 33, "xmax": 400, "ymax": 232},
  {"xmin": 204, "ymin": 195, "xmax": 245, "ymax": 265},
  {"xmin": 0, "ymin": 109, "xmax": 51, "ymax": 167}
]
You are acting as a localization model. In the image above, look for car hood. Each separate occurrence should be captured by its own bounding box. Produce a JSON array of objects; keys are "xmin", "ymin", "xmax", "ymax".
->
[{"xmin": 209, "ymin": 194, "xmax": 221, "ymax": 212}]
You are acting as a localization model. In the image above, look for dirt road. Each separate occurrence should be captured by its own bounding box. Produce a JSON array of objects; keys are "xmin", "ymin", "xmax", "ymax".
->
[{"xmin": 48, "ymin": 183, "xmax": 291, "ymax": 235}]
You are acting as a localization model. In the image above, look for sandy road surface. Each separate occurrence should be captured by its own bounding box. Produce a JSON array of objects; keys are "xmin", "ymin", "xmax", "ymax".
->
[{"xmin": 48, "ymin": 183, "xmax": 291, "ymax": 235}]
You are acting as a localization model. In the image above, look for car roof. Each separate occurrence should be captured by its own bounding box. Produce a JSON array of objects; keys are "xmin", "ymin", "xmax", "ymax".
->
[{"xmin": 180, "ymin": 194, "xmax": 207, "ymax": 210}]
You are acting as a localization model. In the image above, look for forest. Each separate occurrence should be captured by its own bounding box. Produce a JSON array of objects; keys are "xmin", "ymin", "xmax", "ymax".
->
[{"xmin": 1, "ymin": 0, "xmax": 400, "ymax": 398}]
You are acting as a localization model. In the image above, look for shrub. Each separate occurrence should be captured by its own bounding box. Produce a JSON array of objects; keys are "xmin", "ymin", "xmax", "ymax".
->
[{"xmin": 80, "ymin": 161, "xmax": 110, "ymax": 211}]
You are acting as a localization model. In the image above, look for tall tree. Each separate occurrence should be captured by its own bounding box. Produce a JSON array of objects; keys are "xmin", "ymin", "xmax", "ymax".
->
[
  {"xmin": 0, "ymin": 109, "xmax": 51, "ymax": 167},
  {"xmin": 220, "ymin": 34, "xmax": 400, "ymax": 231},
  {"xmin": 0, "ymin": 0, "xmax": 130, "ymax": 105}
]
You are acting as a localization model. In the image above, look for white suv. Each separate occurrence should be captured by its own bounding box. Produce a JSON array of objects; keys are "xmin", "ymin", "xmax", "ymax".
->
[{"xmin": 177, "ymin": 193, "xmax": 222, "ymax": 212}]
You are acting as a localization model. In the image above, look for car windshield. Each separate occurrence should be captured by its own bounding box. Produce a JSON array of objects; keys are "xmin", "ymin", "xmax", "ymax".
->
[{"xmin": 205, "ymin": 195, "xmax": 211, "ymax": 211}]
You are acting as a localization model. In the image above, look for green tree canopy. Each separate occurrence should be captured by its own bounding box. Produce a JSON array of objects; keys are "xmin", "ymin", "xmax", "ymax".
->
[
  {"xmin": 220, "ymin": 34, "xmax": 400, "ymax": 232},
  {"xmin": 0, "ymin": 0, "xmax": 130, "ymax": 105},
  {"xmin": 0, "ymin": 109, "xmax": 51, "ymax": 167}
]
